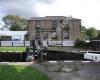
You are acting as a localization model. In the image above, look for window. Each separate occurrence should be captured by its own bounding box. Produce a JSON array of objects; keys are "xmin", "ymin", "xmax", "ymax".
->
[
  {"xmin": 64, "ymin": 32, "xmax": 69, "ymax": 39},
  {"xmin": 60, "ymin": 20, "xmax": 63, "ymax": 23},
  {"xmin": 35, "ymin": 21, "xmax": 41, "ymax": 31},
  {"xmin": 52, "ymin": 21, "xmax": 57, "ymax": 30},
  {"xmin": 35, "ymin": 32, "xmax": 40, "ymax": 39},
  {"xmin": 35, "ymin": 27, "xmax": 41, "ymax": 30},
  {"xmin": 35, "ymin": 21, "xmax": 40, "ymax": 27},
  {"xmin": 36, "ymin": 21, "xmax": 40, "ymax": 24}
]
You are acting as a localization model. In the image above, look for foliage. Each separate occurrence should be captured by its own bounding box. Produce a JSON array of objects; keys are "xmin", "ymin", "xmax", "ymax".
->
[
  {"xmin": 2, "ymin": 15, "xmax": 27, "ymax": 31},
  {"xmin": 86, "ymin": 27, "xmax": 98, "ymax": 39},
  {"xmin": 80, "ymin": 26, "xmax": 87, "ymax": 40},
  {"xmin": 94, "ymin": 31, "xmax": 100, "ymax": 39},
  {"xmin": 10, "ymin": 21, "xmax": 27, "ymax": 31},
  {"xmin": 75, "ymin": 39, "xmax": 87, "ymax": 48},
  {"xmin": 0, "ymin": 65, "xmax": 49, "ymax": 80}
]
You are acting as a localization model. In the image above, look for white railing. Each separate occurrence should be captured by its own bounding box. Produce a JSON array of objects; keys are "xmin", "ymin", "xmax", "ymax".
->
[
  {"xmin": 63, "ymin": 40, "xmax": 74, "ymax": 46},
  {"xmin": 48, "ymin": 40, "xmax": 74, "ymax": 46},
  {"xmin": 48, "ymin": 41, "xmax": 62, "ymax": 46},
  {"xmin": 1, "ymin": 41, "xmax": 12, "ymax": 46},
  {"xmin": 84, "ymin": 52, "xmax": 100, "ymax": 61},
  {"xmin": 0, "ymin": 41, "xmax": 30, "ymax": 47},
  {"xmin": 0, "ymin": 40, "xmax": 74, "ymax": 47},
  {"xmin": 24, "ymin": 41, "xmax": 31, "ymax": 46}
]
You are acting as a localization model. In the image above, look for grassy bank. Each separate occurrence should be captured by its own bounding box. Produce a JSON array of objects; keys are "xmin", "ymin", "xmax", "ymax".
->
[
  {"xmin": 0, "ymin": 47, "xmax": 26, "ymax": 52},
  {"xmin": 0, "ymin": 65, "xmax": 49, "ymax": 80}
]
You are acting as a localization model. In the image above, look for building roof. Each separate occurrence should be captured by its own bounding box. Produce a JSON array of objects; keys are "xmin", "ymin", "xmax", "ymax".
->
[
  {"xmin": 0, "ymin": 31, "xmax": 27, "ymax": 36},
  {"xmin": 28, "ymin": 16, "xmax": 81, "ymax": 21}
]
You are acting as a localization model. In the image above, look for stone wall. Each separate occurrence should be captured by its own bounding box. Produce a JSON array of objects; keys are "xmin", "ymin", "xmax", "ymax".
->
[{"xmin": 27, "ymin": 16, "xmax": 81, "ymax": 41}]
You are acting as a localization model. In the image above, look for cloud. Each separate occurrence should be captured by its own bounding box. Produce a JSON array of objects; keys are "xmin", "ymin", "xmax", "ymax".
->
[
  {"xmin": 0, "ymin": 0, "xmax": 54, "ymax": 18},
  {"xmin": 1, "ymin": 0, "xmax": 100, "ymax": 30},
  {"xmin": 35, "ymin": 0, "xmax": 100, "ymax": 30}
]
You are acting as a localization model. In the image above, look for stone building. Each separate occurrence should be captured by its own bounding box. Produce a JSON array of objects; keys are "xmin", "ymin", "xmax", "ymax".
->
[{"xmin": 27, "ymin": 16, "xmax": 81, "ymax": 41}]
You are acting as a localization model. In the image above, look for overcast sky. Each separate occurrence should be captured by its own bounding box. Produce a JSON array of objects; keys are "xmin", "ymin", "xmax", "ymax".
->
[{"xmin": 0, "ymin": 0, "xmax": 100, "ymax": 29}]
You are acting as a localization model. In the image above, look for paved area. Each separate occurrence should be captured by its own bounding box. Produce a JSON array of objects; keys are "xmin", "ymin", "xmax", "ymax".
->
[{"xmin": 32, "ymin": 62, "xmax": 100, "ymax": 80}]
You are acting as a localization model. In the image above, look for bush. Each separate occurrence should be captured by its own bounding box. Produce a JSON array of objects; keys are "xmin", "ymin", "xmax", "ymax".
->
[{"xmin": 75, "ymin": 39, "xmax": 87, "ymax": 49}]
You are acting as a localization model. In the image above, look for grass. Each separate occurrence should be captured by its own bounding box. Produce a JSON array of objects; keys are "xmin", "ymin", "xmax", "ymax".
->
[
  {"xmin": 0, "ymin": 47, "xmax": 26, "ymax": 52},
  {"xmin": 0, "ymin": 65, "xmax": 49, "ymax": 80}
]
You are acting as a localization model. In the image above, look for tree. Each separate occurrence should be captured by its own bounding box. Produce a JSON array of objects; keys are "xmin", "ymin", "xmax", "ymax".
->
[
  {"xmin": 86, "ymin": 27, "xmax": 98, "ymax": 39},
  {"xmin": 94, "ymin": 31, "xmax": 100, "ymax": 39},
  {"xmin": 2, "ymin": 15, "xmax": 27, "ymax": 31}
]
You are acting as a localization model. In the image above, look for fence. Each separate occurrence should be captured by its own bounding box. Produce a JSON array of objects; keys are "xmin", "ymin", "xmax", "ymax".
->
[
  {"xmin": 0, "ymin": 41, "xmax": 30, "ymax": 47},
  {"xmin": 0, "ymin": 40, "xmax": 74, "ymax": 47},
  {"xmin": 47, "ymin": 40, "xmax": 75, "ymax": 46}
]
